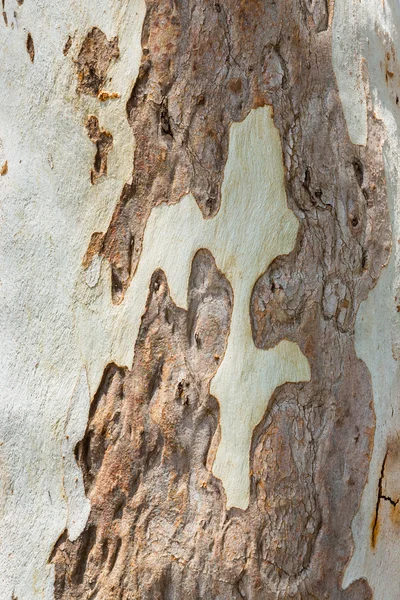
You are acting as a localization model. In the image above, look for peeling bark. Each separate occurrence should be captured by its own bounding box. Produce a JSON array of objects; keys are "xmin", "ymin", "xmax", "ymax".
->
[
  {"xmin": 75, "ymin": 27, "xmax": 119, "ymax": 97},
  {"xmin": 50, "ymin": 0, "xmax": 392, "ymax": 598},
  {"xmin": 86, "ymin": 116, "xmax": 113, "ymax": 184}
]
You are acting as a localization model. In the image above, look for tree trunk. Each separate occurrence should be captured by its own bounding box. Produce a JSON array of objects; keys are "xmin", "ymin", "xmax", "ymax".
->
[{"xmin": 0, "ymin": 0, "xmax": 399, "ymax": 599}]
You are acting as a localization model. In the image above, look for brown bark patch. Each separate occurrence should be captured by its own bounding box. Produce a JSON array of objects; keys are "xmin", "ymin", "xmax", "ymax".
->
[
  {"xmin": 82, "ymin": 232, "xmax": 104, "ymax": 270},
  {"xmin": 26, "ymin": 32, "xmax": 34, "ymax": 62},
  {"xmin": 63, "ymin": 35, "xmax": 72, "ymax": 57},
  {"xmin": 85, "ymin": 115, "xmax": 113, "ymax": 184},
  {"xmin": 75, "ymin": 27, "xmax": 119, "ymax": 97},
  {"xmin": 97, "ymin": 90, "xmax": 120, "ymax": 102},
  {"xmin": 0, "ymin": 160, "xmax": 8, "ymax": 176}
]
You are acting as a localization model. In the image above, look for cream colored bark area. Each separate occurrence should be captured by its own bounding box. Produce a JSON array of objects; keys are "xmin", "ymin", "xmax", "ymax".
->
[
  {"xmin": 0, "ymin": 1, "xmax": 146, "ymax": 597},
  {"xmin": 332, "ymin": 0, "xmax": 368, "ymax": 146},
  {"xmin": 333, "ymin": 0, "xmax": 400, "ymax": 597},
  {"xmin": 210, "ymin": 108, "xmax": 310, "ymax": 508},
  {"xmin": 79, "ymin": 107, "xmax": 309, "ymax": 511}
]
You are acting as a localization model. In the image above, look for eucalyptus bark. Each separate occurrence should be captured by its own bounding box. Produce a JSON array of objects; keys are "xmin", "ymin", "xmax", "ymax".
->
[
  {"xmin": 0, "ymin": 0, "xmax": 399, "ymax": 599},
  {"xmin": 51, "ymin": 1, "xmax": 390, "ymax": 598}
]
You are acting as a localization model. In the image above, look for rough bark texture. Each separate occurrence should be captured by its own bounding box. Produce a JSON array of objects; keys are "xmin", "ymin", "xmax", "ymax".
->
[
  {"xmin": 50, "ymin": 0, "xmax": 391, "ymax": 598},
  {"xmin": 76, "ymin": 27, "xmax": 120, "ymax": 97}
]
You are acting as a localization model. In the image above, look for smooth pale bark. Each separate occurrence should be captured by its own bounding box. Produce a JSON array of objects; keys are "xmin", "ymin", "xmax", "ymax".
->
[
  {"xmin": 0, "ymin": 0, "xmax": 398, "ymax": 599},
  {"xmin": 333, "ymin": 1, "xmax": 400, "ymax": 597}
]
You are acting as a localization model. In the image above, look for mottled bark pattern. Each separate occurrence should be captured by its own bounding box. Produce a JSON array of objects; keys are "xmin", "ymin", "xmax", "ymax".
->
[
  {"xmin": 51, "ymin": 0, "xmax": 391, "ymax": 598},
  {"xmin": 76, "ymin": 27, "xmax": 119, "ymax": 97}
]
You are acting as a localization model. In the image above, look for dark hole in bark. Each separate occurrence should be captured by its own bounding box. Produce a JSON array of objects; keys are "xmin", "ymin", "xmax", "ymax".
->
[
  {"xmin": 111, "ymin": 269, "xmax": 123, "ymax": 299},
  {"xmin": 26, "ymin": 32, "xmax": 35, "ymax": 62},
  {"xmin": 352, "ymin": 158, "xmax": 364, "ymax": 187},
  {"xmin": 94, "ymin": 144, "xmax": 102, "ymax": 173},
  {"xmin": 195, "ymin": 332, "xmax": 202, "ymax": 349},
  {"xmin": 72, "ymin": 525, "xmax": 97, "ymax": 585},
  {"xmin": 361, "ymin": 249, "xmax": 368, "ymax": 270}
]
